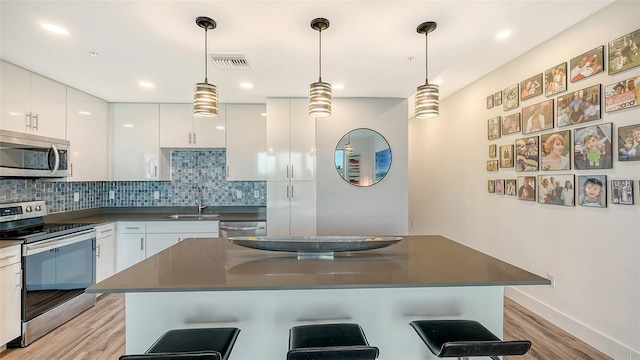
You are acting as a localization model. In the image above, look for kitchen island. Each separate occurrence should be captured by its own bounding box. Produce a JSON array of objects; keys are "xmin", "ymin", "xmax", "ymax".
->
[{"xmin": 88, "ymin": 235, "xmax": 549, "ymax": 359}]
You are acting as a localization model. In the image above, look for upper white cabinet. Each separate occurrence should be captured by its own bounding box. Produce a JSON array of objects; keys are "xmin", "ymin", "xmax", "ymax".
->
[
  {"xmin": 159, "ymin": 103, "xmax": 226, "ymax": 148},
  {"xmin": 1, "ymin": 61, "xmax": 66, "ymax": 139},
  {"xmin": 112, "ymin": 103, "xmax": 160, "ymax": 181},
  {"xmin": 225, "ymin": 104, "xmax": 267, "ymax": 181},
  {"xmin": 66, "ymin": 88, "xmax": 108, "ymax": 181},
  {"xmin": 266, "ymin": 98, "xmax": 315, "ymax": 181}
]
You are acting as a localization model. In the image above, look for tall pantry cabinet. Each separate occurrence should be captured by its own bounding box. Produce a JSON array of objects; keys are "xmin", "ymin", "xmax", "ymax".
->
[{"xmin": 266, "ymin": 98, "xmax": 316, "ymax": 236}]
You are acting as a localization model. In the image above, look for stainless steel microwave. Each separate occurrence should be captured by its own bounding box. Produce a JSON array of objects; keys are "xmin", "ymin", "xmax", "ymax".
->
[{"xmin": 0, "ymin": 129, "xmax": 70, "ymax": 178}]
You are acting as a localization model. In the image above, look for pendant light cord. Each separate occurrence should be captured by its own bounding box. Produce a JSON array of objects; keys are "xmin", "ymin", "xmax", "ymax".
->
[
  {"xmin": 318, "ymin": 28, "xmax": 323, "ymax": 81},
  {"xmin": 204, "ymin": 27, "xmax": 209, "ymax": 83},
  {"xmin": 424, "ymin": 32, "xmax": 429, "ymax": 82}
]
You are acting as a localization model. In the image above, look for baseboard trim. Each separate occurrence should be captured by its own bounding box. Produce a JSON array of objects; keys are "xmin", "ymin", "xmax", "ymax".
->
[{"xmin": 505, "ymin": 287, "xmax": 639, "ymax": 359}]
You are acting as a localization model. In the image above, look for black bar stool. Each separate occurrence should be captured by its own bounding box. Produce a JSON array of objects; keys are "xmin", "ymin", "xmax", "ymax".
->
[
  {"xmin": 119, "ymin": 327, "xmax": 240, "ymax": 360},
  {"xmin": 287, "ymin": 323, "xmax": 379, "ymax": 360},
  {"xmin": 409, "ymin": 320, "xmax": 531, "ymax": 360}
]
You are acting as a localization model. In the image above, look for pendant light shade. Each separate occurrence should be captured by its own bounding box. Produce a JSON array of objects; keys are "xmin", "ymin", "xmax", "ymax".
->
[
  {"xmin": 344, "ymin": 133, "xmax": 353, "ymax": 155},
  {"xmin": 415, "ymin": 21, "xmax": 439, "ymax": 119},
  {"xmin": 309, "ymin": 18, "xmax": 332, "ymax": 118},
  {"xmin": 194, "ymin": 16, "xmax": 218, "ymax": 117}
]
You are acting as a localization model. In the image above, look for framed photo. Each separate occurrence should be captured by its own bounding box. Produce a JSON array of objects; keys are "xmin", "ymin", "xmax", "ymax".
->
[
  {"xmin": 488, "ymin": 116, "xmax": 501, "ymax": 140},
  {"xmin": 489, "ymin": 144, "xmax": 497, "ymax": 158},
  {"xmin": 604, "ymin": 76, "xmax": 639, "ymax": 113},
  {"xmin": 611, "ymin": 180, "xmax": 634, "ymax": 205},
  {"xmin": 556, "ymin": 84, "xmax": 601, "ymax": 127},
  {"xmin": 487, "ymin": 94, "xmax": 494, "ymax": 109},
  {"xmin": 608, "ymin": 28, "xmax": 640, "ymax": 75},
  {"xmin": 522, "ymin": 99, "xmax": 554, "ymax": 135},
  {"xmin": 570, "ymin": 46, "xmax": 604, "ymax": 83},
  {"xmin": 573, "ymin": 123, "xmax": 613, "ymax": 170},
  {"xmin": 578, "ymin": 175, "xmax": 607, "ymax": 208},
  {"xmin": 517, "ymin": 176, "xmax": 536, "ymax": 201},
  {"xmin": 488, "ymin": 180, "xmax": 495, "ymax": 193},
  {"xmin": 520, "ymin": 73, "xmax": 543, "ymax": 101},
  {"xmin": 544, "ymin": 62, "xmax": 567, "ymax": 97},
  {"xmin": 495, "ymin": 179, "xmax": 505, "ymax": 195},
  {"xmin": 515, "ymin": 136, "xmax": 539, "ymax": 172},
  {"xmin": 494, "ymin": 91, "xmax": 502, "ymax": 106},
  {"xmin": 487, "ymin": 160, "xmax": 498, "ymax": 171},
  {"xmin": 617, "ymin": 124, "xmax": 640, "ymax": 161},
  {"xmin": 540, "ymin": 130, "xmax": 571, "ymax": 171},
  {"xmin": 505, "ymin": 179, "xmax": 517, "ymax": 196},
  {"xmin": 501, "ymin": 113, "xmax": 521, "ymax": 135},
  {"xmin": 503, "ymin": 83, "xmax": 519, "ymax": 111},
  {"xmin": 499, "ymin": 144, "xmax": 514, "ymax": 168},
  {"xmin": 537, "ymin": 174, "xmax": 575, "ymax": 206}
]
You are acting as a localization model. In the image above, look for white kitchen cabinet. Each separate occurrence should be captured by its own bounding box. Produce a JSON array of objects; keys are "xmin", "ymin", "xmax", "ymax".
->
[
  {"xmin": 116, "ymin": 222, "xmax": 146, "ymax": 272},
  {"xmin": 0, "ymin": 244, "xmax": 22, "ymax": 348},
  {"xmin": 267, "ymin": 181, "xmax": 315, "ymax": 236},
  {"xmin": 146, "ymin": 221, "xmax": 219, "ymax": 257},
  {"xmin": 159, "ymin": 103, "xmax": 226, "ymax": 148},
  {"xmin": 266, "ymin": 98, "xmax": 315, "ymax": 181},
  {"xmin": 112, "ymin": 103, "xmax": 160, "ymax": 181},
  {"xmin": 66, "ymin": 88, "xmax": 108, "ymax": 181},
  {"xmin": 225, "ymin": 104, "xmax": 267, "ymax": 180},
  {"xmin": 95, "ymin": 223, "xmax": 116, "ymax": 284},
  {"xmin": 0, "ymin": 61, "xmax": 67, "ymax": 139}
]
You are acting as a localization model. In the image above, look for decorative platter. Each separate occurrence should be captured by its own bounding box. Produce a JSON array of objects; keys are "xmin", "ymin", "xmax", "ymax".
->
[{"xmin": 227, "ymin": 236, "xmax": 403, "ymax": 259}]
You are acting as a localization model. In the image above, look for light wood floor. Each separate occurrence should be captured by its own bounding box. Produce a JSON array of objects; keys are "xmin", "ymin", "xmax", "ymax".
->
[{"xmin": 0, "ymin": 294, "xmax": 611, "ymax": 360}]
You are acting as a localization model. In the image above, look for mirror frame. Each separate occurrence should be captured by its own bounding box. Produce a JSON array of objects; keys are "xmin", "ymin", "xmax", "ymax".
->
[{"xmin": 334, "ymin": 128, "xmax": 392, "ymax": 187}]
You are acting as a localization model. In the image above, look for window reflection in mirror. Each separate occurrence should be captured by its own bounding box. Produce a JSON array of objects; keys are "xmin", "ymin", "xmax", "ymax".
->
[{"xmin": 335, "ymin": 128, "xmax": 391, "ymax": 186}]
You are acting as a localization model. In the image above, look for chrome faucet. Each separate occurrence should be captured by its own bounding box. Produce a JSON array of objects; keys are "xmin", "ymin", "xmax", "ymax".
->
[{"xmin": 193, "ymin": 186, "xmax": 208, "ymax": 214}]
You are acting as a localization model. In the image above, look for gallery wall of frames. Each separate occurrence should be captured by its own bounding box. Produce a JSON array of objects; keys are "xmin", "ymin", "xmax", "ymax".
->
[{"xmin": 486, "ymin": 28, "xmax": 640, "ymax": 208}]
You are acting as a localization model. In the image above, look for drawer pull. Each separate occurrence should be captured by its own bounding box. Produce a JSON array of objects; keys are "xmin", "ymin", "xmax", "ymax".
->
[{"xmin": 0, "ymin": 254, "xmax": 17, "ymax": 261}]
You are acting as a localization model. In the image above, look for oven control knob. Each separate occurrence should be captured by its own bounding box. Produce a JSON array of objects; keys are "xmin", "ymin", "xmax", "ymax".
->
[
  {"xmin": 25, "ymin": 206, "xmax": 33, "ymax": 212},
  {"xmin": 35, "ymin": 205, "xmax": 42, "ymax": 211}
]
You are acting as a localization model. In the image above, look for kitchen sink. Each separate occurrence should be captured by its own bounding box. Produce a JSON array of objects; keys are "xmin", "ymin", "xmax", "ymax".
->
[{"xmin": 164, "ymin": 214, "xmax": 220, "ymax": 219}]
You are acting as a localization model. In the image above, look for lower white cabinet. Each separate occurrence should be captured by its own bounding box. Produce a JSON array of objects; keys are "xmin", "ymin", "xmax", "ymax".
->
[
  {"xmin": 95, "ymin": 223, "xmax": 116, "ymax": 284},
  {"xmin": 116, "ymin": 222, "xmax": 146, "ymax": 272},
  {"xmin": 0, "ymin": 245, "xmax": 22, "ymax": 347}
]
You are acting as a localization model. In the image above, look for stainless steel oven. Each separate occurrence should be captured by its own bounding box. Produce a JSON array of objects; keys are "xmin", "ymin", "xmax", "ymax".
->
[
  {"xmin": 0, "ymin": 201, "xmax": 96, "ymax": 347},
  {"xmin": 0, "ymin": 129, "xmax": 70, "ymax": 178},
  {"xmin": 220, "ymin": 221, "xmax": 267, "ymax": 238}
]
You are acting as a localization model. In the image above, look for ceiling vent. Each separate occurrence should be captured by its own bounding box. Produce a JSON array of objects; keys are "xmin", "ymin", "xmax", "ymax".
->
[{"xmin": 209, "ymin": 54, "xmax": 251, "ymax": 70}]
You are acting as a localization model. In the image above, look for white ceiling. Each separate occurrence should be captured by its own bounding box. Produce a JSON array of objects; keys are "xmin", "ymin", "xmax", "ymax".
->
[{"xmin": 0, "ymin": 0, "xmax": 614, "ymax": 105}]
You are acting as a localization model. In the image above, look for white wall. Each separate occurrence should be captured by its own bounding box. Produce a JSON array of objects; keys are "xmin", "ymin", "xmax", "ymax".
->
[
  {"xmin": 317, "ymin": 97, "xmax": 408, "ymax": 236},
  {"xmin": 409, "ymin": 1, "xmax": 640, "ymax": 358}
]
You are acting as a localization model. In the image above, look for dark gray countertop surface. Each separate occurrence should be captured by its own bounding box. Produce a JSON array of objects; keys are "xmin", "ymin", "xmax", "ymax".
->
[{"xmin": 0, "ymin": 240, "xmax": 23, "ymax": 249}]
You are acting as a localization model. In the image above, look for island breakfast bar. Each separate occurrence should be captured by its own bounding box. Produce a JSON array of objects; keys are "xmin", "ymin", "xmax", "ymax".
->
[{"xmin": 88, "ymin": 235, "xmax": 550, "ymax": 359}]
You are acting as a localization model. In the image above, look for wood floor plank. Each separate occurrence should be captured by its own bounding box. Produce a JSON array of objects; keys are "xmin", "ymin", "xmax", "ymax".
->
[{"xmin": 0, "ymin": 294, "xmax": 612, "ymax": 360}]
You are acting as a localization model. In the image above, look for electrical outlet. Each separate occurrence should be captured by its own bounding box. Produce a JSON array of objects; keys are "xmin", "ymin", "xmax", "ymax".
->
[
  {"xmin": 109, "ymin": 190, "xmax": 115, "ymax": 199},
  {"xmin": 254, "ymin": 190, "xmax": 260, "ymax": 199},
  {"xmin": 236, "ymin": 190, "xmax": 242, "ymax": 199},
  {"xmin": 547, "ymin": 273, "xmax": 556, "ymax": 288},
  {"xmin": 153, "ymin": 191, "xmax": 160, "ymax": 200},
  {"xmin": 73, "ymin": 192, "xmax": 79, "ymax": 202}
]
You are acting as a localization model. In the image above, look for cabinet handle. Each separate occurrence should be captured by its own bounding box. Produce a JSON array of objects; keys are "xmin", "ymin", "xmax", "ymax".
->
[
  {"xmin": 286, "ymin": 165, "xmax": 290, "ymax": 178},
  {"xmin": 16, "ymin": 270, "xmax": 22, "ymax": 289},
  {"xmin": 96, "ymin": 244, "xmax": 101, "ymax": 258},
  {"xmin": 99, "ymin": 229, "xmax": 113, "ymax": 234},
  {"xmin": 291, "ymin": 184, "xmax": 294, "ymax": 198},
  {"xmin": 125, "ymin": 227, "xmax": 140, "ymax": 230},
  {"xmin": 189, "ymin": 132, "xmax": 192, "ymax": 144},
  {"xmin": 0, "ymin": 254, "xmax": 16, "ymax": 261},
  {"xmin": 286, "ymin": 185, "xmax": 289, "ymax": 199},
  {"xmin": 291, "ymin": 165, "xmax": 294, "ymax": 179},
  {"xmin": 154, "ymin": 165, "xmax": 158, "ymax": 178},
  {"xmin": 140, "ymin": 237, "xmax": 144, "ymax": 251},
  {"xmin": 70, "ymin": 163, "xmax": 73, "ymax": 177},
  {"xmin": 193, "ymin": 133, "xmax": 196, "ymax": 145},
  {"xmin": 33, "ymin": 113, "xmax": 39, "ymax": 130},
  {"xmin": 26, "ymin": 113, "xmax": 32, "ymax": 129}
]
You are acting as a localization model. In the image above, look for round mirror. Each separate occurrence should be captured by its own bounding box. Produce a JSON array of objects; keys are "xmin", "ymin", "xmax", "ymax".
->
[{"xmin": 334, "ymin": 128, "xmax": 391, "ymax": 186}]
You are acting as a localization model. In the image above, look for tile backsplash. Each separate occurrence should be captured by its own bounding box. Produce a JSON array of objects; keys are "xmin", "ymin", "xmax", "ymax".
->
[{"xmin": 0, "ymin": 149, "xmax": 266, "ymax": 213}]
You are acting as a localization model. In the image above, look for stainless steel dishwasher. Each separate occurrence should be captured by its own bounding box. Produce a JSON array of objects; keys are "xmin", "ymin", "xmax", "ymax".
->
[{"xmin": 219, "ymin": 221, "xmax": 267, "ymax": 238}]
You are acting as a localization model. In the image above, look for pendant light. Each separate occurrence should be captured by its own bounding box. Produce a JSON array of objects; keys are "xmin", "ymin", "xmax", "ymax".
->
[
  {"xmin": 193, "ymin": 16, "xmax": 218, "ymax": 117},
  {"xmin": 344, "ymin": 133, "xmax": 354, "ymax": 155},
  {"xmin": 309, "ymin": 18, "xmax": 332, "ymax": 118},
  {"xmin": 415, "ymin": 21, "xmax": 439, "ymax": 119}
]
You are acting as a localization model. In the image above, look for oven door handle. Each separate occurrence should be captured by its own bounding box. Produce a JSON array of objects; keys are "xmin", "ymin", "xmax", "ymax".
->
[{"xmin": 25, "ymin": 229, "xmax": 95, "ymax": 256}]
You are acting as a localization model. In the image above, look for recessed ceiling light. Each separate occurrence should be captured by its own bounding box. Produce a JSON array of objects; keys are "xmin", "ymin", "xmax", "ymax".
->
[
  {"xmin": 216, "ymin": 126, "xmax": 225, "ymax": 130},
  {"xmin": 496, "ymin": 29, "xmax": 511, "ymax": 40},
  {"xmin": 261, "ymin": 112, "xmax": 267, "ymax": 117},
  {"xmin": 333, "ymin": 84, "xmax": 344, "ymax": 90},
  {"xmin": 240, "ymin": 82, "xmax": 253, "ymax": 89},
  {"xmin": 122, "ymin": 124, "xmax": 135, "ymax": 128},
  {"xmin": 77, "ymin": 111, "xmax": 92, "ymax": 115},
  {"xmin": 41, "ymin": 23, "xmax": 69, "ymax": 35},
  {"xmin": 138, "ymin": 81, "xmax": 155, "ymax": 89}
]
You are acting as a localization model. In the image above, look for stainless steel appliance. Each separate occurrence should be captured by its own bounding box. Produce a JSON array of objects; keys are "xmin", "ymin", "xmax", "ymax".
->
[
  {"xmin": 0, "ymin": 200, "xmax": 96, "ymax": 347},
  {"xmin": 0, "ymin": 129, "xmax": 70, "ymax": 178},
  {"xmin": 220, "ymin": 221, "xmax": 266, "ymax": 238}
]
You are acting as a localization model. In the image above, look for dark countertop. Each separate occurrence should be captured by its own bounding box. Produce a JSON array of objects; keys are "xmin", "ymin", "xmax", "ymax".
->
[
  {"xmin": 45, "ymin": 206, "xmax": 266, "ymax": 224},
  {"xmin": 0, "ymin": 240, "xmax": 23, "ymax": 249},
  {"xmin": 87, "ymin": 235, "xmax": 550, "ymax": 293}
]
